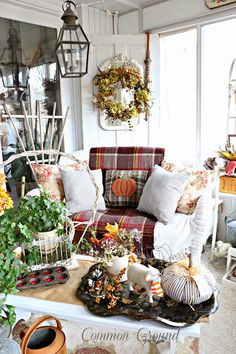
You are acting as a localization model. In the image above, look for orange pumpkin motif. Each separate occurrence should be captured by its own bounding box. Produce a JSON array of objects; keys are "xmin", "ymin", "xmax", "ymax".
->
[{"xmin": 112, "ymin": 177, "xmax": 137, "ymax": 197}]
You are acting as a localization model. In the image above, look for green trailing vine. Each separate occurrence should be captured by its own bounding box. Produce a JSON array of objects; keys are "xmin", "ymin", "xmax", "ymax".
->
[
  {"xmin": 0, "ymin": 189, "xmax": 67, "ymax": 327},
  {"xmin": 0, "ymin": 207, "xmax": 36, "ymax": 327},
  {"xmin": 93, "ymin": 65, "xmax": 151, "ymax": 127}
]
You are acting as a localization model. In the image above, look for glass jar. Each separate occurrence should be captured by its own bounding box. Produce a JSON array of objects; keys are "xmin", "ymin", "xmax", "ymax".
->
[{"xmin": 0, "ymin": 338, "xmax": 21, "ymax": 354}]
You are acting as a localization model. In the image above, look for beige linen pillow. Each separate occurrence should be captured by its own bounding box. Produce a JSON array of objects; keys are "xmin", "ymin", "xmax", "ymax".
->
[
  {"xmin": 137, "ymin": 165, "xmax": 190, "ymax": 224},
  {"xmin": 59, "ymin": 168, "xmax": 106, "ymax": 215}
]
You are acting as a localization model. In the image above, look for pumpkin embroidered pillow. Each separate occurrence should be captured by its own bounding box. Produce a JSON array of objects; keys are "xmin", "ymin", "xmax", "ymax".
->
[
  {"xmin": 104, "ymin": 170, "xmax": 148, "ymax": 207},
  {"xmin": 161, "ymin": 161, "xmax": 215, "ymax": 215},
  {"xmin": 32, "ymin": 163, "xmax": 82, "ymax": 201}
]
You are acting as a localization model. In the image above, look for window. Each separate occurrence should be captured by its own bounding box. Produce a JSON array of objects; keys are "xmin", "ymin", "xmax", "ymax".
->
[
  {"xmin": 201, "ymin": 18, "xmax": 236, "ymax": 160},
  {"xmin": 160, "ymin": 29, "xmax": 197, "ymax": 161},
  {"xmin": 159, "ymin": 18, "xmax": 236, "ymax": 161}
]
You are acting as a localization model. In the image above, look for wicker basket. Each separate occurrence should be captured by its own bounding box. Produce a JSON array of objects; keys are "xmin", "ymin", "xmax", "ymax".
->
[{"xmin": 220, "ymin": 175, "xmax": 236, "ymax": 194}]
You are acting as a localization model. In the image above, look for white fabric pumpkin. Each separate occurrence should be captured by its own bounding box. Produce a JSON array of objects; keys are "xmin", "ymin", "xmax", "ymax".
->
[{"xmin": 161, "ymin": 262, "xmax": 216, "ymax": 305}]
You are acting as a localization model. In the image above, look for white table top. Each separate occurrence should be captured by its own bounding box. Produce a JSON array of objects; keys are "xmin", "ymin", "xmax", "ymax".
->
[{"xmin": 6, "ymin": 293, "xmax": 200, "ymax": 337}]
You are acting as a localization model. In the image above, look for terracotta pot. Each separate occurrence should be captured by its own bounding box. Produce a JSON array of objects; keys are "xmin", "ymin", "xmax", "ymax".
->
[
  {"xmin": 21, "ymin": 315, "xmax": 67, "ymax": 354},
  {"xmin": 106, "ymin": 255, "xmax": 129, "ymax": 282},
  {"xmin": 34, "ymin": 229, "xmax": 58, "ymax": 254}
]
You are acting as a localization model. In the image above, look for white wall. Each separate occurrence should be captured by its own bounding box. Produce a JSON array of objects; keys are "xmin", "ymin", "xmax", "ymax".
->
[
  {"xmin": 119, "ymin": 0, "xmax": 236, "ymax": 33},
  {"xmin": 79, "ymin": 5, "xmax": 114, "ymax": 35},
  {"xmin": 119, "ymin": 10, "xmax": 140, "ymax": 34},
  {"xmin": 74, "ymin": 5, "xmax": 116, "ymax": 153}
]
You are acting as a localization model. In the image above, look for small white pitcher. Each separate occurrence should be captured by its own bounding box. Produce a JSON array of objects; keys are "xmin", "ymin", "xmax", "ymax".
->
[{"xmin": 106, "ymin": 255, "xmax": 129, "ymax": 282}]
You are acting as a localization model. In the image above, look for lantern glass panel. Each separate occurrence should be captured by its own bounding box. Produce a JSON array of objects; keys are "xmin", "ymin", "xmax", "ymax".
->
[
  {"xmin": 56, "ymin": 23, "xmax": 89, "ymax": 78},
  {"xmin": 0, "ymin": 56, "xmax": 29, "ymax": 88}
]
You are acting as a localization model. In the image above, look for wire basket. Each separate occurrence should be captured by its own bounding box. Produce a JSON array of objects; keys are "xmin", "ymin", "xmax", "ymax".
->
[{"xmin": 28, "ymin": 216, "xmax": 76, "ymax": 270}]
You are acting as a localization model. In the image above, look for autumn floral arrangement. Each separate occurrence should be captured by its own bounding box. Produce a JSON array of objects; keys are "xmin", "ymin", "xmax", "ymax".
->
[
  {"xmin": 93, "ymin": 65, "xmax": 151, "ymax": 126},
  {"xmin": 0, "ymin": 173, "xmax": 13, "ymax": 216},
  {"xmin": 78, "ymin": 223, "xmax": 142, "ymax": 265},
  {"xmin": 87, "ymin": 266, "xmax": 128, "ymax": 309}
]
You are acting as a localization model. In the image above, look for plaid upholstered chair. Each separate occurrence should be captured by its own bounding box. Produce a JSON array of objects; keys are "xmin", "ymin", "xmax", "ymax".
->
[
  {"xmin": 72, "ymin": 146, "xmax": 165, "ymax": 255},
  {"xmin": 72, "ymin": 146, "xmax": 216, "ymax": 260}
]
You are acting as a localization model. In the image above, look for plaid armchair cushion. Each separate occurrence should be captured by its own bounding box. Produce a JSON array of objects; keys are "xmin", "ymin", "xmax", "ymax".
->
[
  {"xmin": 89, "ymin": 146, "xmax": 165, "ymax": 171},
  {"xmin": 72, "ymin": 208, "xmax": 156, "ymax": 256}
]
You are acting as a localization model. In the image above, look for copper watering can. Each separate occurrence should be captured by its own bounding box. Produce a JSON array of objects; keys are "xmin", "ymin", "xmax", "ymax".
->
[{"xmin": 21, "ymin": 315, "xmax": 67, "ymax": 354}]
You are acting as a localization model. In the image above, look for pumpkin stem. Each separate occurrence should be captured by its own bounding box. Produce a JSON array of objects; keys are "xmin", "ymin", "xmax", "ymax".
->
[{"xmin": 189, "ymin": 254, "xmax": 192, "ymax": 268}]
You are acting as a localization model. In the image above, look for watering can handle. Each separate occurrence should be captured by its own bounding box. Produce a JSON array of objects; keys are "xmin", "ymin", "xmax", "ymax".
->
[{"xmin": 21, "ymin": 315, "xmax": 62, "ymax": 354}]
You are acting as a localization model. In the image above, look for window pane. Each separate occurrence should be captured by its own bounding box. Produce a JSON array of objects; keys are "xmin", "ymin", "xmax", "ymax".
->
[
  {"xmin": 0, "ymin": 17, "xmax": 62, "ymax": 198},
  {"xmin": 160, "ymin": 29, "xmax": 197, "ymax": 161},
  {"xmin": 201, "ymin": 18, "xmax": 236, "ymax": 160}
]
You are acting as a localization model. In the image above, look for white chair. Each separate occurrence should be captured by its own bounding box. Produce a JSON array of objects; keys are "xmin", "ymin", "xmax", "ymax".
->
[{"xmin": 153, "ymin": 183, "xmax": 218, "ymax": 262}]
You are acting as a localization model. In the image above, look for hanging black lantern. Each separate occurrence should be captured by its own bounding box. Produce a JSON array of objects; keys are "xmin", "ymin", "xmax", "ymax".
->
[
  {"xmin": 0, "ymin": 22, "xmax": 29, "ymax": 88},
  {"xmin": 56, "ymin": 0, "xmax": 90, "ymax": 78}
]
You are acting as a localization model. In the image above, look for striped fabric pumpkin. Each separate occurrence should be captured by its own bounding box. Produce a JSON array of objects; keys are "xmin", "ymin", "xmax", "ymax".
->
[{"xmin": 161, "ymin": 263, "xmax": 215, "ymax": 305}]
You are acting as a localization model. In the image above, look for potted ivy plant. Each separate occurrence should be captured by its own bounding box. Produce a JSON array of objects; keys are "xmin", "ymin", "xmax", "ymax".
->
[{"xmin": 18, "ymin": 189, "xmax": 67, "ymax": 253}]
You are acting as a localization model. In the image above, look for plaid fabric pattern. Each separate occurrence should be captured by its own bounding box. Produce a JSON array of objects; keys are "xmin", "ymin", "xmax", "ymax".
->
[
  {"xmin": 72, "ymin": 208, "xmax": 156, "ymax": 255},
  {"xmin": 104, "ymin": 170, "xmax": 148, "ymax": 208},
  {"xmin": 89, "ymin": 146, "xmax": 165, "ymax": 171}
]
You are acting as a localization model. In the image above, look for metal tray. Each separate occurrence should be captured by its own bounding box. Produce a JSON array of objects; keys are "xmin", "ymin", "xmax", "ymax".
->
[{"xmin": 76, "ymin": 261, "xmax": 219, "ymax": 327}]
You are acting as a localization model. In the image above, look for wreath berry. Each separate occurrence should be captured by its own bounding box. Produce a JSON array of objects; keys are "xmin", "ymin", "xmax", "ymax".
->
[{"xmin": 93, "ymin": 65, "xmax": 151, "ymax": 126}]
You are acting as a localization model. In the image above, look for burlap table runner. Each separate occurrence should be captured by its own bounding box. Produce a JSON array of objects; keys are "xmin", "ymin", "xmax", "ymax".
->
[
  {"xmin": 17, "ymin": 260, "xmax": 94, "ymax": 305},
  {"xmin": 16, "ymin": 259, "xmax": 209, "ymax": 325}
]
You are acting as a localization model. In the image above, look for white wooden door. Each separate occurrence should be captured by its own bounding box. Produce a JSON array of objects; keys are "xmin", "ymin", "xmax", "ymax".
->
[{"xmin": 80, "ymin": 34, "xmax": 159, "ymax": 151}]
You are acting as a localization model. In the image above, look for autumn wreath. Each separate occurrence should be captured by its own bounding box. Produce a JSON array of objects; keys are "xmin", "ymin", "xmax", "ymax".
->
[{"xmin": 93, "ymin": 65, "xmax": 150, "ymax": 125}]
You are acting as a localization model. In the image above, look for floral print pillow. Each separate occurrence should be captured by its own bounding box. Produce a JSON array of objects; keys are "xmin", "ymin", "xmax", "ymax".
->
[
  {"xmin": 161, "ymin": 161, "xmax": 215, "ymax": 215},
  {"xmin": 32, "ymin": 163, "xmax": 82, "ymax": 201}
]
